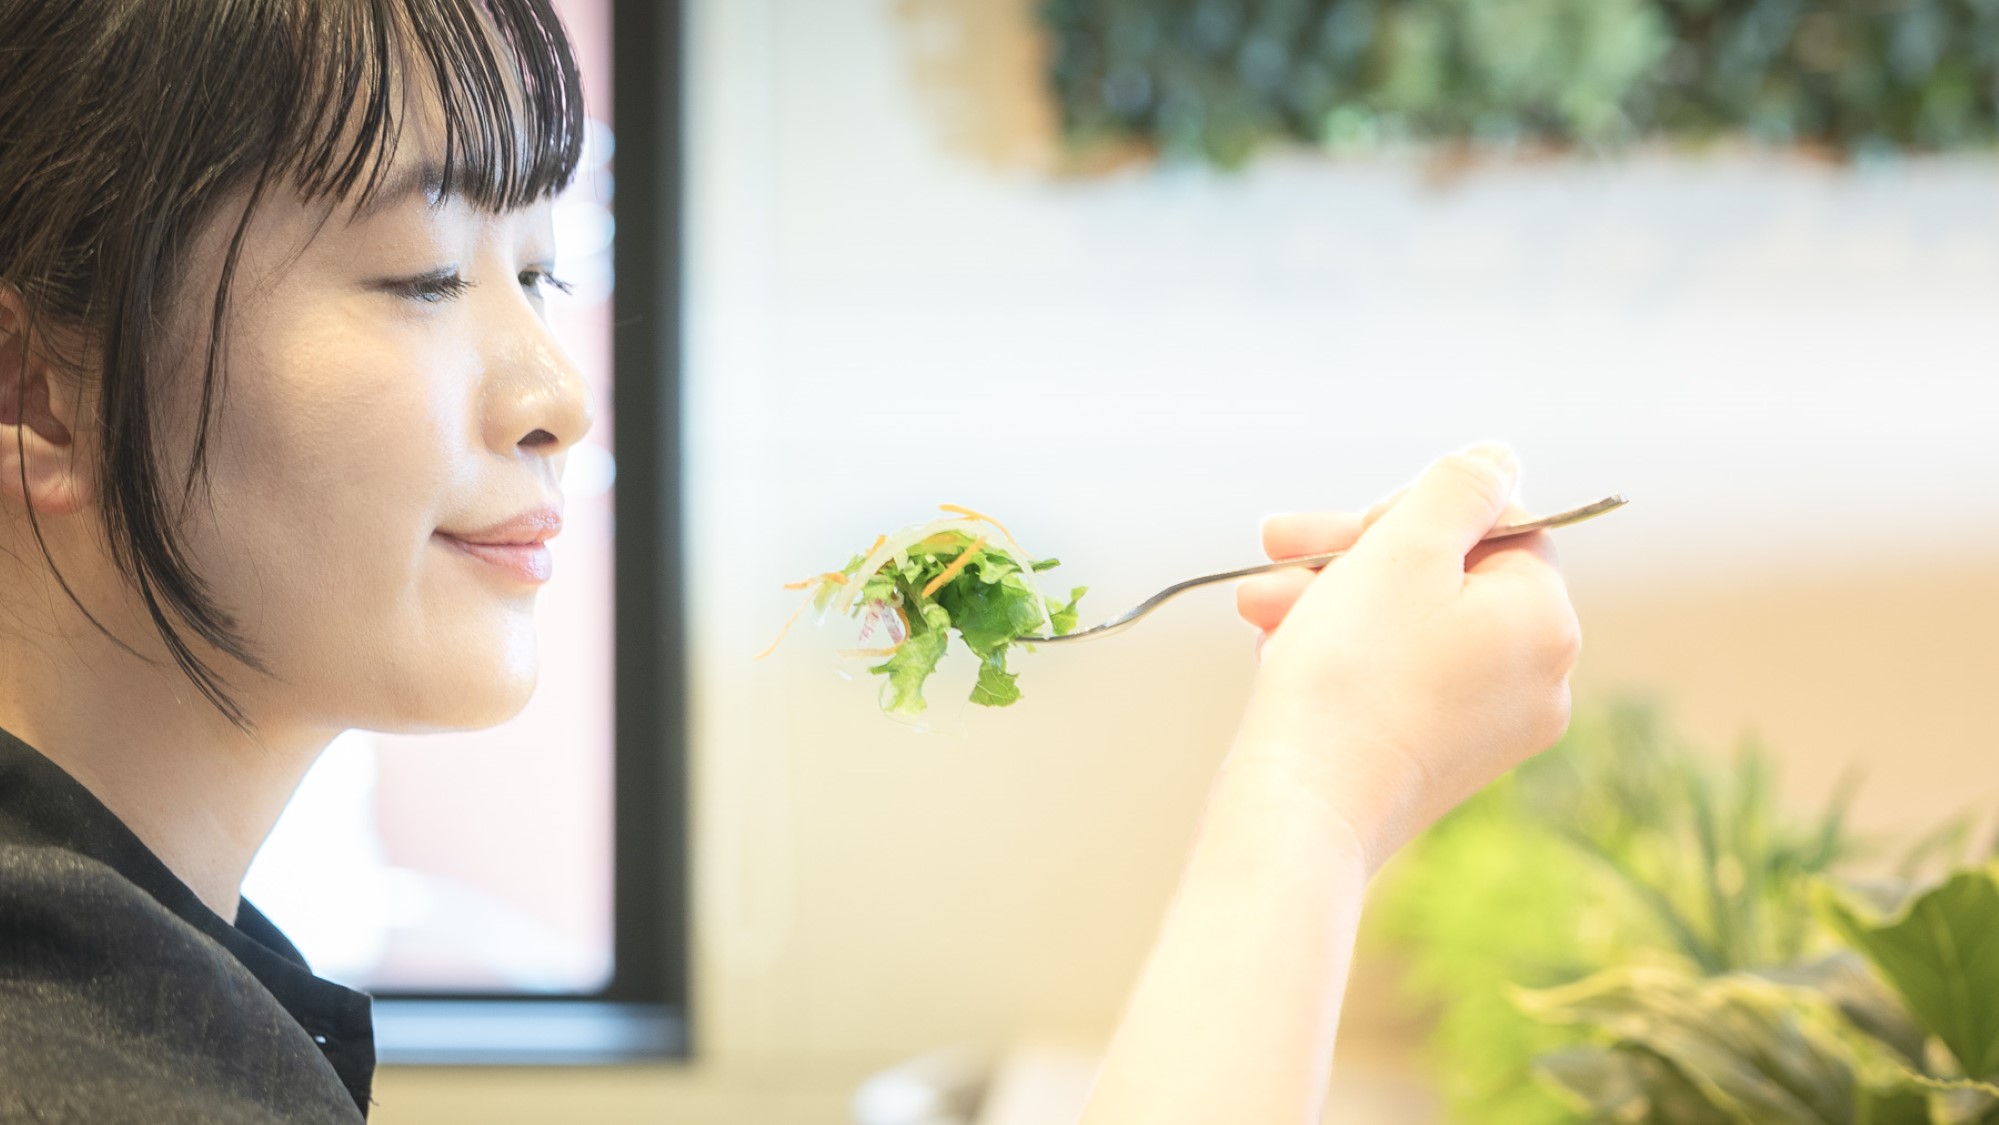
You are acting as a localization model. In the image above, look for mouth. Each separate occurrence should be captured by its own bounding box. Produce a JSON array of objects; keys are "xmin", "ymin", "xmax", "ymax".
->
[{"xmin": 434, "ymin": 505, "xmax": 563, "ymax": 585}]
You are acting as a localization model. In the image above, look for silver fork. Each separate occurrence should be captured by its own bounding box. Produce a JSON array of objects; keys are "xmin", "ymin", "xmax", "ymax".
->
[{"xmin": 1016, "ymin": 495, "xmax": 1628, "ymax": 644}]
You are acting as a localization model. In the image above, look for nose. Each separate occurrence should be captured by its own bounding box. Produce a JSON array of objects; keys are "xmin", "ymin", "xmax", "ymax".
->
[{"xmin": 481, "ymin": 298, "xmax": 595, "ymax": 463}]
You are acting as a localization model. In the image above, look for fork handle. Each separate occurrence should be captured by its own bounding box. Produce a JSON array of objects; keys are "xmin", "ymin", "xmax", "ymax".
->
[
  {"xmin": 1230, "ymin": 494, "xmax": 1630, "ymax": 582},
  {"xmin": 1017, "ymin": 494, "xmax": 1627, "ymax": 644}
]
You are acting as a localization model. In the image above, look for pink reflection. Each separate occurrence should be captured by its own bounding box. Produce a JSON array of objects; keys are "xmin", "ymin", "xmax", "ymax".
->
[{"xmin": 359, "ymin": 0, "xmax": 617, "ymax": 992}]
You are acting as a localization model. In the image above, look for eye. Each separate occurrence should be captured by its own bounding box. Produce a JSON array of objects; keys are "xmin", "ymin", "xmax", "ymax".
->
[
  {"xmin": 384, "ymin": 268, "xmax": 473, "ymax": 304},
  {"xmin": 519, "ymin": 268, "xmax": 576, "ymax": 298}
]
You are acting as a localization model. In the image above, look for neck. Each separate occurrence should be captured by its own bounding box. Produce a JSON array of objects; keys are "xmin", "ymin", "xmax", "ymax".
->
[{"xmin": 0, "ymin": 613, "xmax": 333, "ymax": 924}]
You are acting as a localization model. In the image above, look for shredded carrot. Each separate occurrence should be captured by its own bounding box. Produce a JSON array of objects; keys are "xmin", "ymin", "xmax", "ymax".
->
[
  {"xmin": 782, "ymin": 571, "xmax": 847, "ymax": 591},
  {"xmin": 939, "ymin": 504, "xmax": 1017, "ymax": 544},
  {"xmin": 754, "ymin": 592, "xmax": 816, "ymax": 661},
  {"xmin": 865, "ymin": 533, "xmax": 886, "ymax": 557},
  {"xmin": 838, "ymin": 642, "xmax": 904, "ymax": 660},
  {"xmin": 921, "ymin": 536, "xmax": 987, "ymax": 598}
]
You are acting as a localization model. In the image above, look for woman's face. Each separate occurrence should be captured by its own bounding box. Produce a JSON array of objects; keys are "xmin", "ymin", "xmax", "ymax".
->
[{"xmin": 149, "ymin": 150, "xmax": 593, "ymax": 735}]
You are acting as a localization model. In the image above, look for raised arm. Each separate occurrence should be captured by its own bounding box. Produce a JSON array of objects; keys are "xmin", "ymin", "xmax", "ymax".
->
[{"xmin": 1080, "ymin": 445, "xmax": 1581, "ymax": 1124}]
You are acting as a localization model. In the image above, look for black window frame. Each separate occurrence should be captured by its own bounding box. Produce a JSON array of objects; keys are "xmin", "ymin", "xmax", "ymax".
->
[{"xmin": 370, "ymin": 0, "xmax": 689, "ymax": 1065}]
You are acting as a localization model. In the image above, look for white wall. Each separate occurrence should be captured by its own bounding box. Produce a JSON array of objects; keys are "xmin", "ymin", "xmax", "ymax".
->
[{"xmin": 680, "ymin": 0, "xmax": 1999, "ymax": 1073}]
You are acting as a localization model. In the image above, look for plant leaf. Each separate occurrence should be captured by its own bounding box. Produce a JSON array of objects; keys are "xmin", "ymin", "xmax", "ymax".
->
[
  {"xmin": 1517, "ymin": 965, "xmax": 1861, "ymax": 1124},
  {"xmin": 1534, "ymin": 1045, "xmax": 1650, "ymax": 1116},
  {"xmin": 1855, "ymin": 1084, "xmax": 1935, "ymax": 1125},
  {"xmin": 1755, "ymin": 952, "xmax": 1928, "ymax": 1068},
  {"xmin": 1819, "ymin": 866, "xmax": 1999, "ymax": 1083},
  {"xmin": 1534, "ymin": 1044, "xmax": 1719, "ymax": 1121}
]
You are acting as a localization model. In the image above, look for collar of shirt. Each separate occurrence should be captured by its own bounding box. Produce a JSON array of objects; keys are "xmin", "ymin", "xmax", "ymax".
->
[{"xmin": 0, "ymin": 725, "xmax": 376, "ymax": 1115}]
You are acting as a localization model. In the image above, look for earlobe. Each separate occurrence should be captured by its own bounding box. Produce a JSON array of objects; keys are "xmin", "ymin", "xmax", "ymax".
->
[{"xmin": 0, "ymin": 293, "xmax": 92, "ymax": 517}]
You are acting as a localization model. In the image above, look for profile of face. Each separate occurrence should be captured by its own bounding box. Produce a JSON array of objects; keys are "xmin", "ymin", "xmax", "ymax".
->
[
  {"xmin": 131, "ymin": 130, "xmax": 593, "ymax": 736},
  {"xmin": 0, "ymin": 1, "xmax": 595, "ymax": 745}
]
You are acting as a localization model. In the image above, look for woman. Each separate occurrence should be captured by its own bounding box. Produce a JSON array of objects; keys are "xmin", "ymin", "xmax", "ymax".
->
[{"xmin": 0, "ymin": 2, "xmax": 1578, "ymax": 1123}]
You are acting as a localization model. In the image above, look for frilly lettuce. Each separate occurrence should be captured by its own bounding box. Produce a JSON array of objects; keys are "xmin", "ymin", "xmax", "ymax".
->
[{"xmin": 759, "ymin": 505, "xmax": 1086, "ymax": 716}]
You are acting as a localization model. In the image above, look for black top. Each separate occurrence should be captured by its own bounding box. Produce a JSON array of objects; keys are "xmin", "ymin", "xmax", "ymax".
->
[{"xmin": 0, "ymin": 726, "xmax": 374, "ymax": 1123}]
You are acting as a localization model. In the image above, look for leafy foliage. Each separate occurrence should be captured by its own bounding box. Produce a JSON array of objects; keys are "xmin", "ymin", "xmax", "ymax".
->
[
  {"xmin": 1369, "ymin": 702, "xmax": 1999, "ymax": 1123},
  {"xmin": 1041, "ymin": 0, "xmax": 1999, "ymax": 167},
  {"xmin": 1370, "ymin": 703, "xmax": 1860, "ymax": 1123},
  {"xmin": 1821, "ymin": 867, "xmax": 1999, "ymax": 1086},
  {"xmin": 1519, "ymin": 875, "xmax": 1999, "ymax": 1123},
  {"xmin": 1517, "ymin": 967, "xmax": 1904, "ymax": 1124}
]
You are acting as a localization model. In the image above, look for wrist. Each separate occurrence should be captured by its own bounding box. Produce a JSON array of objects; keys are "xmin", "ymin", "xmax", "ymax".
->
[{"xmin": 1209, "ymin": 741, "xmax": 1380, "ymax": 877}]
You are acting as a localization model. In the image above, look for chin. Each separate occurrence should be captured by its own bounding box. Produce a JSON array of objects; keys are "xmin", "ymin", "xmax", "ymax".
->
[
  {"xmin": 444, "ymin": 655, "xmax": 540, "ymax": 730},
  {"xmin": 363, "ymin": 644, "xmax": 541, "ymax": 734}
]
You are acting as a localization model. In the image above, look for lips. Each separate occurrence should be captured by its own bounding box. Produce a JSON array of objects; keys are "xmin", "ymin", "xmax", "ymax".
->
[{"xmin": 436, "ymin": 506, "xmax": 562, "ymax": 584}]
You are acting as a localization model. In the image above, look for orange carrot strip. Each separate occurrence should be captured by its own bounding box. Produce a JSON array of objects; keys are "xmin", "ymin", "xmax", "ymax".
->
[
  {"xmin": 921, "ymin": 536, "xmax": 987, "ymax": 598},
  {"xmin": 939, "ymin": 504, "xmax": 1016, "ymax": 544},
  {"xmin": 837, "ymin": 642, "xmax": 904, "ymax": 660},
  {"xmin": 782, "ymin": 571, "xmax": 847, "ymax": 591},
  {"xmin": 754, "ymin": 593, "xmax": 816, "ymax": 661},
  {"xmin": 865, "ymin": 533, "xmax": 886, "ymax": 556}
]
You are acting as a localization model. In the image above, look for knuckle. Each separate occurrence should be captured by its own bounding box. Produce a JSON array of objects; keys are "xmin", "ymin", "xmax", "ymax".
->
[
  {"xmin": 1541, "ymin": 604, "xmax": 1583, "ymax": 671},
  {"xmin": 1436, "ymin": 453, "xmax": 1511, "ymax": 508},
  {"xmin": 1520, "ymin": 680, "xmax": 1573, "ymax": 751},
  {"xmin": 1538, "ymin": 685, "xmax": 1574, "ymax": 748},
  {"xmin": 1551, "ymin": 681, "xmax": 1575, "ymax": 737}
]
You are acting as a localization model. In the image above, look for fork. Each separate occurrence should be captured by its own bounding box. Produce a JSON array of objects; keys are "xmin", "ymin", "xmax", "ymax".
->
[{"xmin": 1015, "ymin": 495, "xmax": 1628, "ymax": 644}]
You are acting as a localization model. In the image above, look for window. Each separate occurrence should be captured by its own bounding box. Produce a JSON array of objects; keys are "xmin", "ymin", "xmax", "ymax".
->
[{"xmin": 241, "ymin": 0, "xmax": 687, "ymax": 1064}]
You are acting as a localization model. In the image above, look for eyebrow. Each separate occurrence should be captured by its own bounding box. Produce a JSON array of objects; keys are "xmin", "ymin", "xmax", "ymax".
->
[{"xmin": 348, "ymin": 162, "xmax": 454, "ymax": 223}]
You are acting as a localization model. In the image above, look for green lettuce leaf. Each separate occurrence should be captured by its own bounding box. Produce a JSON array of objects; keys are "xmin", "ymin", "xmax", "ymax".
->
[
  {"xmin": 830, "ymin": 519, "xmax": 1083, "ymax": 714},
  {"xmin": 970, "ymin": 652, "xmax": 1021, "ymax": 707},
  {"xmin": 1050, "ymin": 586, "xmax": 1087, "ymax": 636},
  {"xmin": 870, "ymin": 632, "xmax": 948, "ymax": 716}
]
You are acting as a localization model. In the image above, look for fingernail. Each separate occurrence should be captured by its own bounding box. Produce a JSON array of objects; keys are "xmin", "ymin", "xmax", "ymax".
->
[{"xmin": 1462, "ymin": 442, "xmax": 1519, "ymax": 492}]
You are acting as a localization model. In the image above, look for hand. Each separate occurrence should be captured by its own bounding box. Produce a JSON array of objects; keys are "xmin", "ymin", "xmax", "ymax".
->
[{"xmin": 1229, "ymin": 444, "xmax": 1582, "ymax": 873}]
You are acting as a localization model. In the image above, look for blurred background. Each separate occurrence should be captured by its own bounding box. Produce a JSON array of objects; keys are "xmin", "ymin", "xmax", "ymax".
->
[{"xmin": 317, "ymin": 0, "xmax": 1998, "ymax": 1120}]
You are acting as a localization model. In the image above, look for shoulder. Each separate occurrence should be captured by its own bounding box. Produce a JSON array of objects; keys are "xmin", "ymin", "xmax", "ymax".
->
[{"xmin": 0, "ymin": 842, "xmax": 366, "ymax": 1125}]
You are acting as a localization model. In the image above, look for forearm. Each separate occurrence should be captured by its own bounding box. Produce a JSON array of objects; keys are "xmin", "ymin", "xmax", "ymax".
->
[{"xmin": 1078, "ymin": 747, "xmax": 1371, "ymax": 1125}]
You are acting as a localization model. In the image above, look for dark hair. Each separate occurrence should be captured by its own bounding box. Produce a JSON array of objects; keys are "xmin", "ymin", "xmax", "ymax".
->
[{"xmin": 0, "ymin": 0, "xmax": 585, "ymax": 731}]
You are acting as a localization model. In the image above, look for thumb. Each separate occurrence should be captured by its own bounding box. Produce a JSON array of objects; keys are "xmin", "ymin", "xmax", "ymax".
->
[{"xmin": 1358, "ymin": 444, "xmax": 1521, "ymax": 572}]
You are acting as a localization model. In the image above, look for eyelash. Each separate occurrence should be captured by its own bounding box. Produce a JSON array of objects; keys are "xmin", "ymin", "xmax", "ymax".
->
[
  {"xmin": 390, "ymin": 270, "xmax": 473, "ymax": 304},
  {"xmin": 522, "ymin": 269, "xmax": 575, "ymax": 297},
  {"xmin": 387, "ymin": 268, "xmax": 575, "ymax": 304}
]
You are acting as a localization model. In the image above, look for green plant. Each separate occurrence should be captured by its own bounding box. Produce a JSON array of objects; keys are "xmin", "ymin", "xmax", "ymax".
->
[
  {"xmin": 1368, "ymin": 701, "xmax": 1999, "ymax": 1124},
  {"xmin": 1522, "ymin": 869, "xmax": 1999, "ymax": 1123},
  {"xmin": 1370, "ymin": 703, "xmax": 1861, "ymax": 1122},
  {"xmin": 1040, "ymin": 0, "xmax": 1999, "ymax": 168}
]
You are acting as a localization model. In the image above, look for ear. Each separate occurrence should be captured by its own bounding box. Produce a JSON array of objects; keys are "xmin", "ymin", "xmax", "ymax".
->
[{"xmin": 0, "ymin": 287, "xmax": 93, "ymax": 517}]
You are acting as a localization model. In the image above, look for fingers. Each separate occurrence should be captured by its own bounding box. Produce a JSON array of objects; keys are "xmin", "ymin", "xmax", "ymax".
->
[
  {"xmin": 1260, "ymin": 511, "xmax": 1365, "ymax": 561},
  {"xmin": 1358, "ymin": 485, "xmax": 1411, "ymax": 538},
  {"xmin": 1466, "ymin": 501, "xmax": 1559, "ymax": 574},
  {"xmin": 1356, "ymin": 444, "xmax": 1520, "ymax": 575},
  {"xmin": 1237, "ymin": 568, "xmax": 1315, "ymax": 632},
  {"xmin": 1247, "ymin": 511, "xmax": 1364, "ymax": 633}
]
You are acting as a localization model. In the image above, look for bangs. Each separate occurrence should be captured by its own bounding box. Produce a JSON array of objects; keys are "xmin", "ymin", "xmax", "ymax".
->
[{"xmin": 281, "ymin": 0, "xmax": 585, "ymax": 212}]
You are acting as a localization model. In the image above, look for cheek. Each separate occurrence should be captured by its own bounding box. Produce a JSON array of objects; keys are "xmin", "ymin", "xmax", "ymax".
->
[
  {"xmin": 191, "ymin": 327, "xmax": 470, "ymax": 640},
  {"xmin": 159, "ymin": 303, "xmax": 541, "ymax": 727}
]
